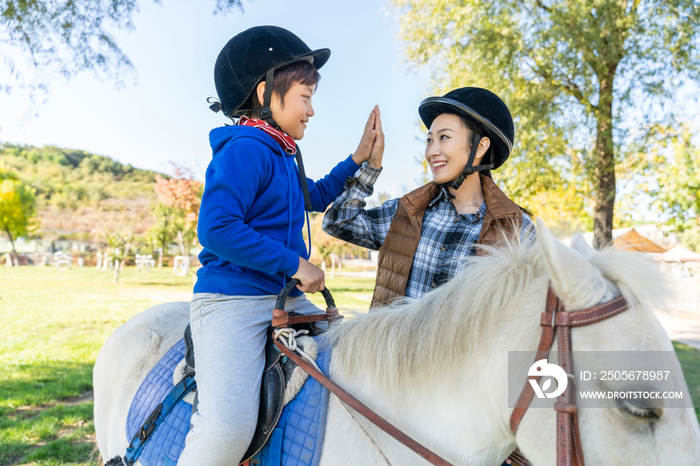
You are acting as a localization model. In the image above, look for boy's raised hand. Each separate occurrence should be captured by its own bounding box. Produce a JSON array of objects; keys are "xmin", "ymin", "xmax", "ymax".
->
[
  {"xmin": 351, "ymin": 106, "xmax": 378, "ymax": 166},
  {"xmin": 367, "ymin": 106, "xmax": 384, "ymax": 169},
  {"xmin": 292, "ymin": 257, "xmax": 326, "ymax": 294}
]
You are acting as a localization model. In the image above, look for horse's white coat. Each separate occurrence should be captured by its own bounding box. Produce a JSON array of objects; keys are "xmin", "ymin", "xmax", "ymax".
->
[{"xmin": 93, "ymin": 222, "xmax": 700, "ymax": 465}]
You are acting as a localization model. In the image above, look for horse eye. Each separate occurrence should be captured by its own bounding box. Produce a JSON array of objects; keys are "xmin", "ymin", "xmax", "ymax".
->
[{"xmin": 619, "ymin": 401, "xmax": 663, "ymax": 421}]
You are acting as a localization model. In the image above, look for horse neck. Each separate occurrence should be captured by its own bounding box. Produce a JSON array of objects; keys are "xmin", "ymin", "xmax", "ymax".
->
[{"xmin": 321, "ymin": 282, "xmax": 548, "ymax": 465}]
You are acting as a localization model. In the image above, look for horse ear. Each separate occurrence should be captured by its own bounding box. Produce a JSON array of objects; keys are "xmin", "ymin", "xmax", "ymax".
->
[
  {"xmin": 534, "ymin": 218, "xmax": 608, "ymax": 309},
  {"xmin": 570, "ymin": 232, "xmax": 597, "ymax": 259}
]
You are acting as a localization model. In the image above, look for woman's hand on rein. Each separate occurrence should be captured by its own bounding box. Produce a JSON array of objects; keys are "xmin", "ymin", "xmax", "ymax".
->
[
  {"xmin": 351, "ymin": 106, "xmax": 378, "ymax": 166},
  {"xmin": 292, "ymin": 257, "xmax": 326, "ymax": 294},
  {"xmin": 367, "ymin": 106, "xmax": 384, "ymax": 169}
]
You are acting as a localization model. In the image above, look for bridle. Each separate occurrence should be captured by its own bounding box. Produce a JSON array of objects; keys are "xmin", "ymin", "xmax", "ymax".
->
[
  {"xmin": 272, "ymin": 280, "xmax": 629, "ymax": 466},
  {"xmin": 508, "ymin": 286, "xmax": 629, "ymax": 466}
]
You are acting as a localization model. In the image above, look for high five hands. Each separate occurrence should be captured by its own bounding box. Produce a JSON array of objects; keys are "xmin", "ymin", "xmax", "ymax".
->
[
  {"xmin": 351, "ymin": 105, "xmax": 384, "ymax": 170},
  {"xmin": 294, "ymin": 107, "xmax": 384, "ymax": 294}
]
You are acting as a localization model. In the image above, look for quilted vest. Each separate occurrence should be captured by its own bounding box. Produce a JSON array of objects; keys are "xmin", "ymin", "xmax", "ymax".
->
[{"xmin": 370, "ymin": 174, "xmax": 523, "ymax": 308}]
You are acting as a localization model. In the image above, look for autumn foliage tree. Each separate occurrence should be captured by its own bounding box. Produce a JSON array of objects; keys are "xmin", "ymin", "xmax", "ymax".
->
[
  {"xmin": 154, "ymin": 163, "xmax": 203, "ymax": 258},
  {"xmin": 305, "ymin": 212, "xmax": 368, "ymax": 265},
  {"xmin": 0, "ymin": 169, "xmax": 37, "ymax": 266}
]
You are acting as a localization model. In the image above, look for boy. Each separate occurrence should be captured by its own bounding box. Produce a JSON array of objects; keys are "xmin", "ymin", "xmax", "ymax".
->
[{"xmin": 179, "ymin": 26, "xmax": 378, "ymax": 465}]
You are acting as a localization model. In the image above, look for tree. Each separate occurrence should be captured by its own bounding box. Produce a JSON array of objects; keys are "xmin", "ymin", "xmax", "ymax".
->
[
  {"xmin": 393, "ymin": 0, "xmax": 700, "ymax": 247},
  {"xmin": 147, "ymin": 202, "xmax": 178, "ymax": 270},
  {"xmin": 0, "ymin": 169, "xmax": 37, "ymax": 266},
  {"xmin": 1, "ymin": 0, "xmax": 244, "ymax": 99},
  {"xmin": 106, "ymin": 229, "xmax": 133, "ymax": 283},
  {"xmin": 620, "ymin": 122, "xmax": 700, "ymax": 232},
  {"xmin": 306, "ymin": 212, "xmax": 367, "ymax": 265},
  {"xmin": 681, "ymin": 226, "xmax": 700, "ymax": 253},
  {"xmin": 154, "ymin": 163, "xmax": 203, "ymax": 266}
]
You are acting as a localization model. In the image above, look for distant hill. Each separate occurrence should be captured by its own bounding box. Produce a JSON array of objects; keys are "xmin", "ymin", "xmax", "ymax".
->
[{"xmin": 0, "ymin": 143, "xmax": 163, "ymax": 240}]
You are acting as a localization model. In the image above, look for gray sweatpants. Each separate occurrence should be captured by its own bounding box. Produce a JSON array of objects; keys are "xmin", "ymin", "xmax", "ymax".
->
[{"xmin": 177, "ymin": 292, "xmax": 323, "ymax": 466}]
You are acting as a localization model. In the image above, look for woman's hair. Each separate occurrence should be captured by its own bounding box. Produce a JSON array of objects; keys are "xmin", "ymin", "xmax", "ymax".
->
[{"xmin": 239, "ymin": 61, "xmax": 320, "ymax": 118}]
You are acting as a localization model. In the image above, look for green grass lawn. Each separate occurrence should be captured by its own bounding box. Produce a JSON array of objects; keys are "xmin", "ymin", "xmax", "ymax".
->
[
  {"xmin": 0, "ymin": 265, "xmax": 373, "ymax": 466},
  {"xmin": 0, "ymin": 266, "xmax": 196, "ymax": 466},
  {"xmin": 0, "ymin": 266, "xmax": 698, "ymax": 465},
  {"xmin": 674, "ymin": 341, "xmax": 700, "ymax": 419}
]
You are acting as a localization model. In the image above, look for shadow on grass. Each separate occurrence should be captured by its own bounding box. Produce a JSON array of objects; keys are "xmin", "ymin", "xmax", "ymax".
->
[
  {"xmin": 0, "ymin": 362, "xmax": 93, "ymax": 412},
  {"xmin": 0, "ymin": 404, "xmax": 96, "ymax": 463},
  {"xmin": 22, "ymin": 437, "xmax": 97, "ymax": 465},
  {"xmin": 1, "ymin": 362, "xmax": 97, "ymax": 466}
]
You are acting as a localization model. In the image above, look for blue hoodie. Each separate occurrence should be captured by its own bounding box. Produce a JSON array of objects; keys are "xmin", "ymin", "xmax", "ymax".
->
[{"xmin": 194, "ymin": 125, "xmax": 360, "ymax": 297}]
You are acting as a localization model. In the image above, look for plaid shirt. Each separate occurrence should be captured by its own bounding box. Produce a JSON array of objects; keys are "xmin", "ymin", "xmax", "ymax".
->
[{"xmin": 323, "ymin": 163, "xmax": 537, "ymax": 299}]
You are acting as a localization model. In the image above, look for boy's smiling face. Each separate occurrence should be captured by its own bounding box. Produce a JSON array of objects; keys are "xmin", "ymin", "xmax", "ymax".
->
[{"xmin": 270, "ymin": 83, "xmax": 315, "ymax": 140}]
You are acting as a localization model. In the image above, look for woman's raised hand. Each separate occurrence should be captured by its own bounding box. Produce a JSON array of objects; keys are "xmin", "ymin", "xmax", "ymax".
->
[
  {"xmin": 351, "ymin": 106, "xmax": 378, "ymax": 166},
  {"xmin": 367, "ymin": 106, "xmax": 384, "ymax": 169}
]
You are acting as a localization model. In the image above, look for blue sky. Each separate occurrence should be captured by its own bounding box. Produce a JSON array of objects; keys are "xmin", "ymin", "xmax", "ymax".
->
[{"xmin": 0, "ymin": 0, "xmax": 433, "ymax": 197}]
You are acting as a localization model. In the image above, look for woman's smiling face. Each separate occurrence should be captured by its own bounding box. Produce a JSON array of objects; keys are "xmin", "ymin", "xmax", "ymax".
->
[{"xmin": 425, "ymin": 113, "xmax": 472, "ymax": 185}]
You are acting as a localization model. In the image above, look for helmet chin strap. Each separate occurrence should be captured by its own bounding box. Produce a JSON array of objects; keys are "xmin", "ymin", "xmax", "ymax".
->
[
  {"xmin": 438, "ymin": 130, "xmax": 495, "ymax": 199},
  {"xmin": 254, "ymin": 68, "xmax": 313, "ymax": 211},
  {"xmin": 259, "ymin": 67, "xmax": 281, "ymax": 129}
]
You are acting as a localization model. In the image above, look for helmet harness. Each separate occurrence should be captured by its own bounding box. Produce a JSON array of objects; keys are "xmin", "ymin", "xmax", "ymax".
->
[{"xmin": 437, "ymin": 127, "xmax": 495, "ymax": 197}]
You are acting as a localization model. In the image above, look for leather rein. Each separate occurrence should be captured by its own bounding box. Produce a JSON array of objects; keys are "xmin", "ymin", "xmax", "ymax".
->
[
  {"xmin": 273, "ymin": 281, "xmax": 629, "ymax": 466},
  {"xmin": 509, "ymin": 287, "xmax": 629, "ymax": 466}
]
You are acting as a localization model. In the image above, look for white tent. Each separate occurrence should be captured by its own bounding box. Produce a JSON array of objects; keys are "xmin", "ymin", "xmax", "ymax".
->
[{"xmin": 654, "ymin": 244, "xmax": 700, "ymax": 262}]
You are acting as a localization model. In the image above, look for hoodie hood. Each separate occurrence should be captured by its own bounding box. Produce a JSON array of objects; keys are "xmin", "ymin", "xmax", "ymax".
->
[{"xmin": 209, "ymin": 125, "xmax": 294, "ymax": 158}]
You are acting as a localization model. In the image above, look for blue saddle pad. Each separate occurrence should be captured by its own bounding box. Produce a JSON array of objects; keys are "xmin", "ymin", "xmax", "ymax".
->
[
  {"xmin": 126, "ymin": 339, "xmax": 190, "ymax": 466},
  {"xmin": 126, "ymin": 339, "xmax": 331, "ymax": 466}
]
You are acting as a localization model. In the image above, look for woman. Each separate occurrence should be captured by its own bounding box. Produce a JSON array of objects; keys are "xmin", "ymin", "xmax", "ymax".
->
[{"xmin": 323, "ymin": 87, "xmax": 536, "ymax": 307}]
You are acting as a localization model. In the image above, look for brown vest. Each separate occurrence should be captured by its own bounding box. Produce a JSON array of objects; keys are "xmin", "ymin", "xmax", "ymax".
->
[{"xmin": 370, "ymin": 174, "xmax": 523, "ymax": 307}]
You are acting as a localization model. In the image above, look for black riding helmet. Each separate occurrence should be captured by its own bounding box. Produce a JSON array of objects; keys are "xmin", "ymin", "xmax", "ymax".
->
[
  {"xmin": 418, "ymin": 87, "xmax": 514, "ymax": 192},
  {"xmin": 211, "ymin": 25, "xmax": 330, "ymax": 128}
]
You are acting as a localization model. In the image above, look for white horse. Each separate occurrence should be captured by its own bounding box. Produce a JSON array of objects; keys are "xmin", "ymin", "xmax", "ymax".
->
[{"xmin": 94, "ymin": 220, "xmax": 700, "ymax": 465}]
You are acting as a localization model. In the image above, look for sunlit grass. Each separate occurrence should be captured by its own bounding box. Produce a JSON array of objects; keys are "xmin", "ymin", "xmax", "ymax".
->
[
  {"xmin": 1, "ymin": 265, "xmax": 698, "ymax": 464},
  {"xmin": 0, "ymin": 265, "xmax": 372, "ymax": 465},
  {"xmin": 673, "ymin": 341, "xmax": 700, "ymax": 422},
  {"xmin": 0, "ymin": 266, "xmax": 195, "ymax": 465}
]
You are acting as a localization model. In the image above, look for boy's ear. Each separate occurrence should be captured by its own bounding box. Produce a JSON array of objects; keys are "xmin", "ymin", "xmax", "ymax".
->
[{"xmin": 256, "ymin": 81, "xmax": 266, "ymax": 108}]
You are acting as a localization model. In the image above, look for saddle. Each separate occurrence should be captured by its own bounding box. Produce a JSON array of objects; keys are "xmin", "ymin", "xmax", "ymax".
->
[
  {"xmin": 109, "ymin": 281, "xmax": 340, "ymax": 466},
  {"xmin": 183, "ymin": 315, "xmax": 321, "ymax": 462}
]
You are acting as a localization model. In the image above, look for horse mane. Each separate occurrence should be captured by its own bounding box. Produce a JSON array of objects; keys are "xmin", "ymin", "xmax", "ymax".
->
[
  {"xmin": 585, "ymin": 246, "xmax": 671, "ymax": 314},
  {"xmin": 322, "ymin": 233, "xmax": 670, "ymax": 396},
  {"xmin": 322, "ymin": 237, "xmax": 541, "ymax": 395}
]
